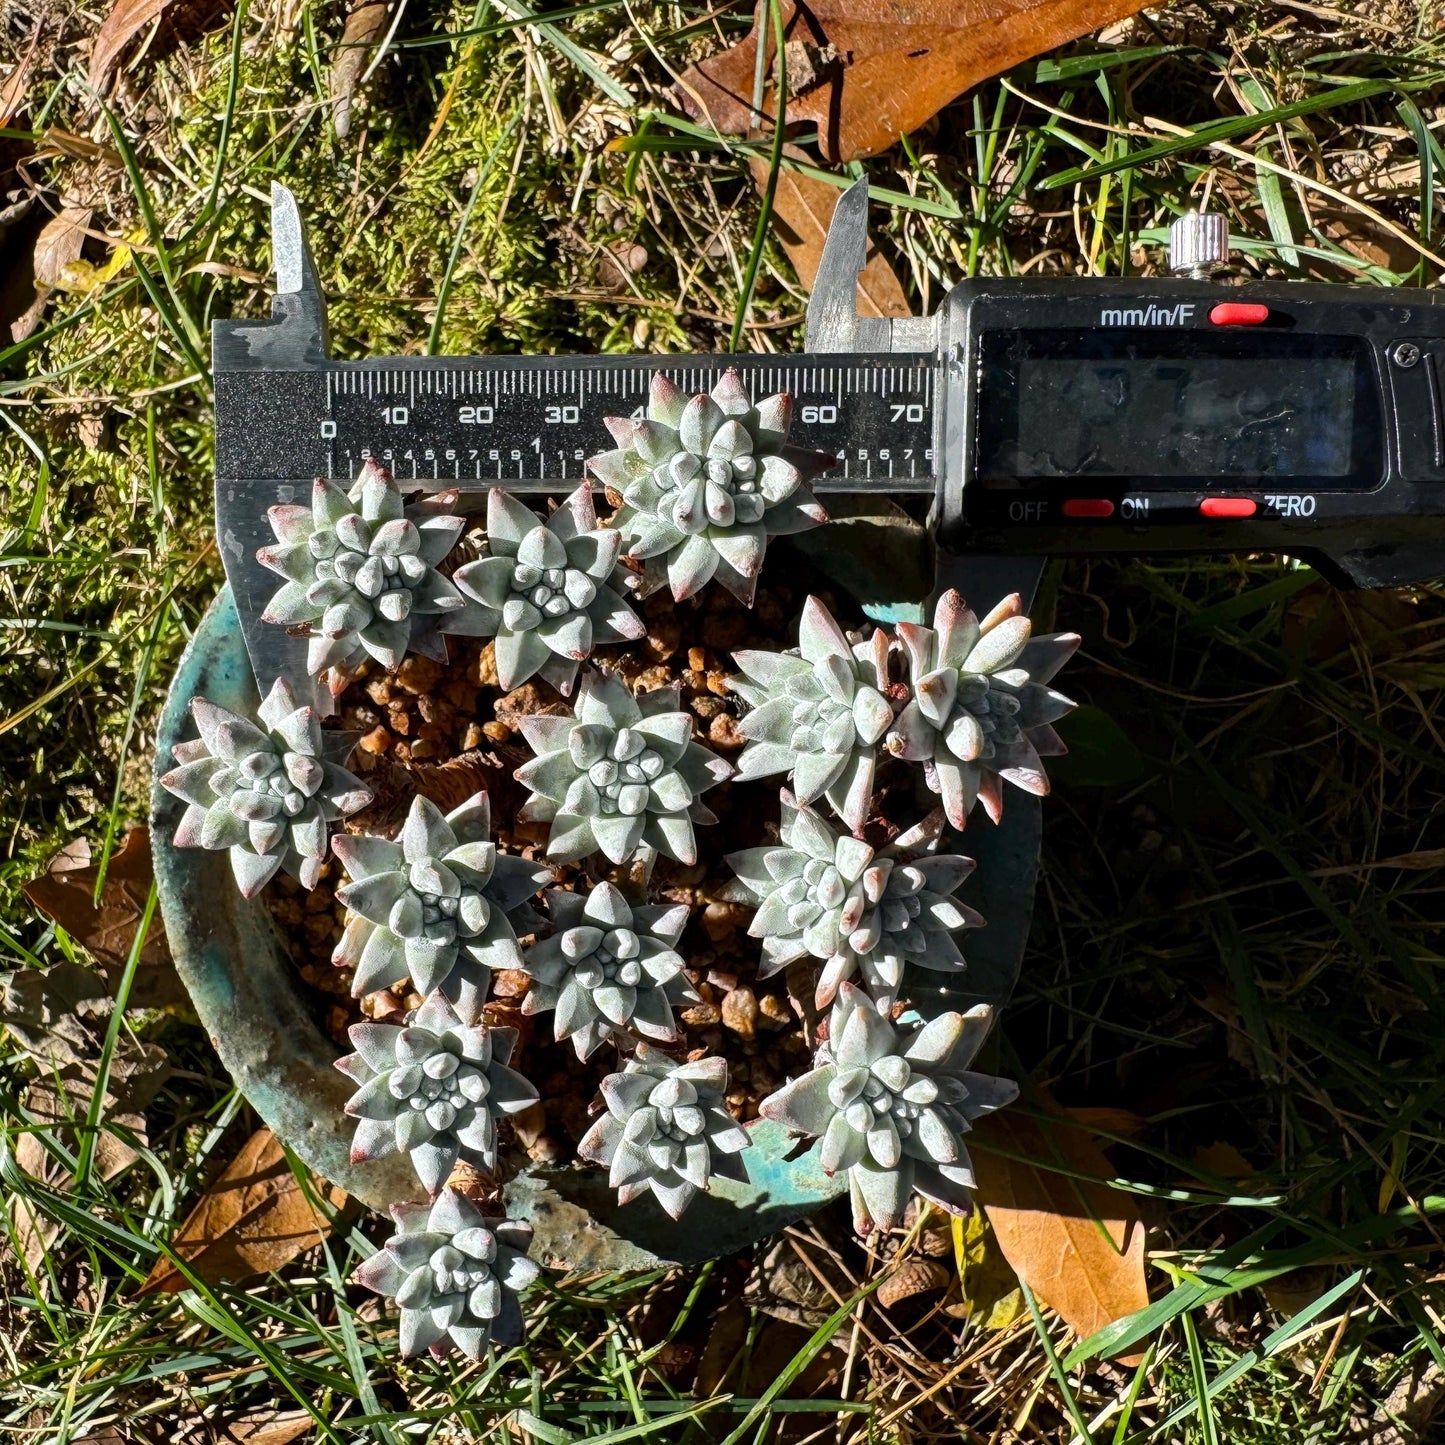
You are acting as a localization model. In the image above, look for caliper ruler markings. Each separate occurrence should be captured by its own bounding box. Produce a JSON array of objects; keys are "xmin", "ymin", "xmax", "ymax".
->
[{"xmin": 220, "ymin": 355, "xmax": 938, "ymax": 494}]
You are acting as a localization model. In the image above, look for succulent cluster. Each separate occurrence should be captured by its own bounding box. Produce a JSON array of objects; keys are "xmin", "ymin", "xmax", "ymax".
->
[
  {"xmin": 332, "ymin": 792, "xmax": 552, "ymax": 1021},
  {"xmin": 728, "ymin": 596, "xmax": 899, "ymax": 833},
  {"xmin": 353, "ymin": 1189, "xmax": 539, "ymax": 1359},
  {"xmin": 724, "ymin": 794, "xmax": 982, "ymax": 1013},
  {"xmin": 889, "ymin": 590, "xmax": 1080, "ymax": 827},
  {"xmin": 257, "ymin": 461, "xmax": 465, "ymax": 685},
  {"xmin": 589, "ymin": 370, "xmax": 827, "ymax": 605},
  {"xmin": 161, "ymin": 677, "xmax": 371, "ymax": 896},
  {"xmin": 444, "ymin": 487, "xmax": 644, "ymax": 695},
  {"xmin": 514, "ymin": 670, "xmax": 732, "ymax": 866},
  {"xmin": 191, "ymin": 368, "xmax": 1098, "ymax": 1363},
  {"xmin": 338, "ymin": 993, "xmax": 538, "ymax": 1195},
  {"xmin": 578, "ymin": 1045, "xmax": 750, "ymax": 1218},
  {"xmin": 760, "ymin": 984, "xmax": 1017, "ymax": 1233},
  {"xmin": 520, "ymin": 883, "xmax": 696, "ymax": 1059}
]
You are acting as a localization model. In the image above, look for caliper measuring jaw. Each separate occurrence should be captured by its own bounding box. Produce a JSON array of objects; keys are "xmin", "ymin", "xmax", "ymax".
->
[
  {"xmin": 213, "ymin": 182, "xmax": 1021, "ymax": 710},
  {"xmin": 800, "ymin": 182, "xmax": 1046, "ymax": 617}
]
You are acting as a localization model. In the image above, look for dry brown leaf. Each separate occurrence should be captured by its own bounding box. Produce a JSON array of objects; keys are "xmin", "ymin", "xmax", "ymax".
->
[
  {"xmin": 682, "ymin": 0, "xmax": 1149, "ymax": 162},
  {"xmin": 330, "ymin": 0, "xmax": 394, "ymax": 140},
  {"xmin": 0, "ymin": 960, "xmax": 109, "ymax": 1066},
  {"xmin": 748, "ymin": 157, "xmax": 909, "ymax": 318},
  {"xmin": 220, "ymin": 1411, "xmax": 314, "ymax": 1445},
  {"xmin": 89, "ymin": 0, "xmax": 170, "ymax": 90},
  {"xmin": 743, "ymin": 1234, "xmax": 852, "ymax": 1328},
  {"xmin": 31, "ymin": 206, "xmax": 90, "ymax": 290},
  {"xmin": 88, "ymin": 0, "xmax": 233, "ymax": 93},
  {"xmin": 139, "ymin": 1128, "xmax": 345, "ymax": 1295},
  {"xmin": 23, "ymin": 829, "xmax": 182, "ymax": 1009},
  {"xmin": 9, "ymin": 1042, "xmax": 170, "ymax": 1275},
  {"xmin": 972, "ymin": 1098, "xmax": 1149, "ymax": 1353},
  {"xmin": 0, "ymin": 24, "xmax": 44, "ymax": 126},
  {"xmin": 1350, "ymin": 1361, "xmax": 1445, "ymax": 1444},
  {"xmin": 1065, "ymin": 1105, "xmax": 1148, "ymax": 1138}
]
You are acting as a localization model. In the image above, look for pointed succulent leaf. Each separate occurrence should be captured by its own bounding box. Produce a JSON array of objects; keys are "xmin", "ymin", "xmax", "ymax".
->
[
  {"xmin": 590, "ymin": 367, "xmax": 825, "ymax": 603},
  {"xmin": 337, "ymin": 995, "xmax": 538, "ymax": 1192},
  {"xmin": 727, "ymin": 598, "xmax": 902, "ymax": 833},
  {"xmin": 336, "ymin": 791, "xmax": 544, "ymax": 1014},
  {"xmin": 353, "ymin": 1188, "xmax": 538, "ymax": 1359},
  {"xmin": 443, "ymin": 488, "xmax": 639, "ymax": 694},
  {"xmin": 578, "ymin": 1043, "xmax": 750, "ymax": 1219},
  {"xmin": 520, "ymin": 884, "xmax": 693, "ymax": 1059},
  {"xmin": 884, "ymin": 588, "xmax": 1079, "ymax": 827},
  {"xmin": 758, "ymin": 994, "xmax": 1014, "ymax": 1233},
  {"xmin": 513, "ymin": 670, "xmax": 728, "ymax": 867},
  {"xmin": 161, "ymin": 680, "xmax": 369, "ymax": 898},
  {"xmin": 256, "ymin": 460, "xmax": 463, "ymax": 680}
]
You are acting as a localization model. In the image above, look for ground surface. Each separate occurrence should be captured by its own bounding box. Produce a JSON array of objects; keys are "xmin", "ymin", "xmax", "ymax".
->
[{"xmin": 2, "ymin": 0, "xmax": 1445, "ymax": 1439}]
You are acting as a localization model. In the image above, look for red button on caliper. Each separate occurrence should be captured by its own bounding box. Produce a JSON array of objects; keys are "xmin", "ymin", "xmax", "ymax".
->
[
  {"xmin": 1200, "ymin": 497, "xmax": 1257, "ymax": 518},
  {"xmin": 1209, "ymin": 302, "xmax": 1270, "ymax": 326},
  {"xmin": 1062, "ymin": 498, "xmax": 1115, "ymax": 518}
]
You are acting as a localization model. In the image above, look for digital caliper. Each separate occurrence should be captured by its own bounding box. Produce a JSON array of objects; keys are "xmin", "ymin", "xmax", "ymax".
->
[{"xmin": 214, "ymin": 183, "xmax": 1445, "ymax": 698}]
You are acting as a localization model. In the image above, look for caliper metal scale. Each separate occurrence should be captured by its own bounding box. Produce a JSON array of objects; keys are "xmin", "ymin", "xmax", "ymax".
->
[{"xmin": 215, "ymin": 182, "xmax": 1445, "ymax": 703}]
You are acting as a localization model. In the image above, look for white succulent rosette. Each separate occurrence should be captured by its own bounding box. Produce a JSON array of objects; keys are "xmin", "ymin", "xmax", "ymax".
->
[
  {"xmin": 442, "ymin": 486, "xmax": 644, "ymax": 696},
  {"xmin": 160, "ymin": 677, "xmax": 371, "ymax": 897},
  {"xmin": 332, "ymin": 791, "xmax": 552, "ymax": 1023},
  {"xmin": 588, "ymin": 369, "xmax": 828, "ymax": 605},
  {"xmin": 337, "ymin": 993, "xmax": 538, "ymax": 1195},
  {"xmin": 513, "ymin": 670, "xmax": 732, "ymax": 866},
  {"xmin": 519, "ymin": 882, "xmax": 697, "ymax": 1060},
  {"xmin": 759, "ymin": 982, "xmax": 1017, "ymax": 1233},
  {"xmin": 722, "ymin": 794, "xmax": 982, "ymax": 1013},
  {"xmin": 577, "ymin": 1044, "xmax": 751, "ymax": 1218},
  {"xmin": 353, "ymin": 1189, "xmax": 539, "ymax": 1359},
  {"xmin": 256, "ymin": 460, "xmax": 465, "ymax": 688},
  {"xmin": 887, "ymin": 590, "xmax": 1079, "ymax": 827},
  {"xmin": 728, "ymin": 595, "xmax": 900, "ymax": 833}
]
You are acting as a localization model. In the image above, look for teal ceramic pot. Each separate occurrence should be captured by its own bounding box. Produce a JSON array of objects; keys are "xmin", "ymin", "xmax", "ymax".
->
[{"xmin": 151, "ymin": 572, "xmax": 1040, "ymax": 1269}]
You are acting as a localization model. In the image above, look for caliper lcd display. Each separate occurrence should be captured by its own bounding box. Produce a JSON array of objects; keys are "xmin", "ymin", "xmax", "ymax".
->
[{"xmin": 976, "ymin": 329, "xmax": 1381, "ymax": 489}]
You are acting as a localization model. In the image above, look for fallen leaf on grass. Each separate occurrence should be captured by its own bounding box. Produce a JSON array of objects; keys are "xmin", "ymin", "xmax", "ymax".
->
[
  {"xmin": 0, "ymin": 23, "xmax": 43, "ymax": 126},
  {"xmin": 88, "ymin": 0, "xmax": 234, "ymax": 94},
  {"xmin": 744, "ymin": 1233, "xmax": 853, "ymax": 1328},
  {"xmin": 681, "ymin": 0, "xmax": 1150, "ymax": 162},
  {"xmin": 10, "ymin": 1041, "xmax": 171, "ymax": 1274},
  {"xmin": 32, "ymin": 206, "xmax": 91, "ymax": 289},
  {"xmin": 695, "ymin": 1301, "xmax": 844, "ymax": 1399},
  {"xmin": 748, "ymin": 157, "xmax": 909, "ymax": 318},
  {"xmin": 219, "ymin": 1411, "xmax": 314, "ymax": 1444},
  {"xmin": 8, "ymin": 204, "xmax": 90, "ymax": 341},
  {"xmin": 0, "ymin": 959, "xmax": 110, "ymax": 1066},
  {"xmin": 1066, "ymin": 1105, "xmax": 1148, "ymax": 1138},
  {"xmin": 949, "ymin": 1206, "xmax": 1024, "ymax": 1329},
  {"xmin": 1353, "ymin": 1361, "xmax": 1445, "ymax": 1445},
  {"xmin": 139, "ymin": 1128, "xmax": 345, "ymax": 1295},
  {"xmin": 972, "ymin": 1098, "xmax": 1149, "ymax": 1353},
  {"xmin": 330, "ymin": 0, "xmax": 394, "ymax": 140},
  {"xmin": 23, "ymin": 828, "xmax": 183, "ymax": 1008}
]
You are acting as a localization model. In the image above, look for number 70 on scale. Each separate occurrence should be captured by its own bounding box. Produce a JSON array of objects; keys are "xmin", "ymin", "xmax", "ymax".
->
[{"xmin": 800, "ymin": 403, "xmax": 927, "ymax": 424}]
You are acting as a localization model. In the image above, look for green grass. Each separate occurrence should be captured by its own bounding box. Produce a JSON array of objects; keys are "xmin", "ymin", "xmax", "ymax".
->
[{"xmin": 2, "ymin": 0, "xmax": 1445, "ymax": 1438}]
